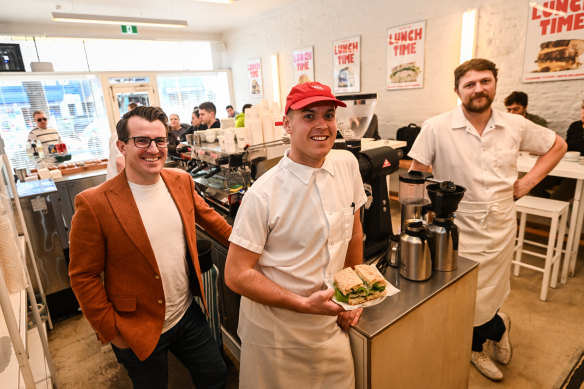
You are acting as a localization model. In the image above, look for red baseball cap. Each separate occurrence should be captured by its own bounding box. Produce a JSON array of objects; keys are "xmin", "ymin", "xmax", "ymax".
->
[{"xmin": 285, "ymin": 81, "xmax": 346, "ymax": 114}]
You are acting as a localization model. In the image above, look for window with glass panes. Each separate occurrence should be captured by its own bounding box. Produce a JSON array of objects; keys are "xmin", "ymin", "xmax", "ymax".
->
[{"xmin": 0, "ymin": 75, "xmax": 109, "ymax": 171}]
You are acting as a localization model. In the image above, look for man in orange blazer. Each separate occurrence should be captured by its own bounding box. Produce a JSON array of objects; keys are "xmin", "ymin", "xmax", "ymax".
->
[{"xmin": 69, "ymin": 106, "xmax": 231, "ymax": 389}]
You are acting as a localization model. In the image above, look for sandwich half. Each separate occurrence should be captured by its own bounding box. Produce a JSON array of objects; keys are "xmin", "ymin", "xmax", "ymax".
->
[
  {"xmin": 333, "ymin": 265, "xmax": 388, "ymax": 305},
  {"xmin": 333, "ymin": 267, "xmax": 367, "ymax": 305},
  {"xmin": 354, "ymin": 264, "xmax": 388, "ymax": 300}
]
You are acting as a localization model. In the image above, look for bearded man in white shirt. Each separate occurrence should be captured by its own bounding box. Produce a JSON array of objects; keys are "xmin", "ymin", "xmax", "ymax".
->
[
  {"xmin": 408, "ymin": 58, "xmax": 566, "ymax": 382},
  {"xmin": 225, "ymin": 81, "xmax": 367, "ymax": 389}
]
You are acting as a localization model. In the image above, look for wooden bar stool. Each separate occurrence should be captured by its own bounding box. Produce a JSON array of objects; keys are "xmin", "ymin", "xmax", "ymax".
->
[{"xmin": 513, "ymin": 196, "xmax": 569, "ymax": 301}]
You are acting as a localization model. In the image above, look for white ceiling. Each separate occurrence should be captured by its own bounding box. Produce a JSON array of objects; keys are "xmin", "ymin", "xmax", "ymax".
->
[{"xmin": 0, "ymin": 0, "xmax": 290, "ymax": 36}]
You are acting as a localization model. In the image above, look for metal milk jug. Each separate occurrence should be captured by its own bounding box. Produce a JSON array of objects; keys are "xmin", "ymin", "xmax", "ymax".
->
[{"xmin": 399, "ymin": 219, "xmax": 432, "ymax": 281}]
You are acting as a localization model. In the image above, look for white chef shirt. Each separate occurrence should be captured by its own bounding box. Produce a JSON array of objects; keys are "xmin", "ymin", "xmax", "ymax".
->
[
  {"xmin": 408, "ymin": 105, "xmax": 556, "ymax": 202},
  {"xmin": 230, "ymin": 149, "xmax": 366, "ymax": 347}
]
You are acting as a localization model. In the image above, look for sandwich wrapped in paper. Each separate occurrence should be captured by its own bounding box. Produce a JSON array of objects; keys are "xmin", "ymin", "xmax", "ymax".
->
[{"xmin": 333, "ymin": 264, "xmax": 388, "ymax": 305}]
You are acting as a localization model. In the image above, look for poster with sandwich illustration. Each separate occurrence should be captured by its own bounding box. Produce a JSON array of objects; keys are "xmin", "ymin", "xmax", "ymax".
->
[
  {"xmin": 247, "ymin": 58, "xmax": 263, "ymax": 96},
  {"xmin": 292, "ymin": 47, "xmax": 314, "ymax": 86},
  {"xmin": 333, "ymin": 36, "xmax": 360, "ymax": 93},
  {"xmin": 387, "ymin": 20, "xmax": 426, "ymax": 90},
  {"xmin": 523, "ymin": 2, "xmax": 584, "ymax": 82}
]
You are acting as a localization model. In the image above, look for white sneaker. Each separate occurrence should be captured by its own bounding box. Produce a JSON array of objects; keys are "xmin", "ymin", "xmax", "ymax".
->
[
  {"xmin": 493, "ymin": 312, "xmax": 512, "ymax": 365},
  {"xmin": 471, "ymin": 350, "xmax": 504, "ymax": 381}
]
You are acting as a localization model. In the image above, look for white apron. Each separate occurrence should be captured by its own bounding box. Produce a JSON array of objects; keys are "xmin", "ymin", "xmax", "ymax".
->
[
  {"xmin": 455, "ymin": 196, "xmax": 516, "ymax": 326},
  {"xmin": 238, "ymin": 205, "xmax": 355, "ymax": 389}
]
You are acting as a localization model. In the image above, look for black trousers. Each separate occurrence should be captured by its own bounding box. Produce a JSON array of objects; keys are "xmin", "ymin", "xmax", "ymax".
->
[{"xmin": 472, "ymin": 312, "xmax": 505, "ymax": 352}]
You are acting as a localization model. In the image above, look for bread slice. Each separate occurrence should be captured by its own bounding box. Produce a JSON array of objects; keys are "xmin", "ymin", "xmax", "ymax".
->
[
  {"xmin": 354, "ymin": 264, "xmax": 387, "ymax": 287},
  {"xmin": 365, "ymin": 289, "xmax": 387, "ymax": 301},
  {"xmin": 348, "ymin": 296, "xmax": 367, "ymax": 305},
  {"xmin": 334, "ymin": 267, "xmax": 363, "ymax": 295}
]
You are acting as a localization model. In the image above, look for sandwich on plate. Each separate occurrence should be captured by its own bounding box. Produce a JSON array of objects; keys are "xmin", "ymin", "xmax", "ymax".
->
[{"xmin": 333, "ymin": 264, "xmax": 388, "ymax": 305}]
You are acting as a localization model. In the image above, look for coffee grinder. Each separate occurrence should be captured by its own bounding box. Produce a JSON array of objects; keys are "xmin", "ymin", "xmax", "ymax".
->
[
  {"xmin": 426, "ymin": 182, "xmax": 466, "ymax": 271},
  {"xmin": 335, "ymin": 93, "xmax": 402, "ymax": 259},
  {"xmin": 398, "ymin": 170, "xmax": 432, "ymax": 232}
]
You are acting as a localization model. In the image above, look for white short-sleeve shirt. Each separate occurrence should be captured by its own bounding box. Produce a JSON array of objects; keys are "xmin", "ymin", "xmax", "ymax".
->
[
  {"xmin": 230, "ymin": 149, "xmax": 367, "ymax": 348},
  {"xmin": 408, "ymin": 105, "xmax": 556, "ymax": 202}
]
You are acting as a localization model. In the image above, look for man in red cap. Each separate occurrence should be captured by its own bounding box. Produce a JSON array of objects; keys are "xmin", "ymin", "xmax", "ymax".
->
[{"xmin": 225, "ymin": 81, "xmax": 367, "ymax": 388}]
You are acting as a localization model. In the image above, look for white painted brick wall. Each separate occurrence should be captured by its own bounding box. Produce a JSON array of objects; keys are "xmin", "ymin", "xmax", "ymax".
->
[{"xmin": 223, "ymin": 0, "xmax": 584, "ymax": 139}]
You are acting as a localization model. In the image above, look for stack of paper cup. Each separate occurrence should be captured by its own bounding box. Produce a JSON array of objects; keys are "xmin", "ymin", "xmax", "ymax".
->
[{"xmin": 224, "ymin": 129, "xmax": 237, "ymax": 153}]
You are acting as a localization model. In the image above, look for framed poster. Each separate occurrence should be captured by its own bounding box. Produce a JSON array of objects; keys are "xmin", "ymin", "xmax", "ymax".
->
[
  {"xmin": 522, "ymin": 3, "xmax": 584, "ymax": 82},
  {"xmin": 247, "ymin": 58, "xmax": 263, "ymax": 96},
  {"xmin": 333, "ymin": 36, "xmax": 360, "ymax": 93},
  {"xmin": 387, "ymin": 20, "xmax": 426, "ymax": 90},
  {"xmin": 292, "ymin": 47, "xmax": 314, "ymax": 85}
]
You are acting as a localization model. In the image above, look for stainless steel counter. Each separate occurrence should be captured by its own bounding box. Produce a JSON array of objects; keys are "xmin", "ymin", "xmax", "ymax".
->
[{"xmin": 353, "ymin": 256, "xmax": 478, "ymax": 338}]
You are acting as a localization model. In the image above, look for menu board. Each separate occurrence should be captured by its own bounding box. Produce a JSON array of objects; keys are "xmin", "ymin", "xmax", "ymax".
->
[
  {"xmin": 522, "ymin": 3, "xmax": 584, "ymax": 82},
  {"xmin": 247, "ymin": 58, "xmax": 263, "ymax": 96},
  {"xmin": 292, "ymin": 47, "xmax": 314, "ymax": 85},
  {"xmin": 333, "ymin": 36, "xmax": 360, "ymax": 93},
  {"xmin": 387, "ymin": 20, "xmax": 426, "ymax": 90}
]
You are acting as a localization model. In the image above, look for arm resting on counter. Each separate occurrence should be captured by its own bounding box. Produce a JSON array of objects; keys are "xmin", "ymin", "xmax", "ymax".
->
[
  {"xmin": 68, "ymin": 193, "xmax": 121, "ymax": 344},
  {"xmin": 515, "ymin": 134, "xmax": 567, "ymax": 199},
  {"xmin": 225, "ymin": 244, "xmax": 344, "ymax": 316}
]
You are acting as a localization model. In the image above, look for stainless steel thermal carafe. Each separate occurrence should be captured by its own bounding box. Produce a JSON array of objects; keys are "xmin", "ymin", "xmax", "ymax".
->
[
  {"xmin": 399, "ymin": 219, "xmax": 432, "ymax": 281},
  {"xmin": 428, "ymin": 218, "xmax": 459, "ymax": 271}
]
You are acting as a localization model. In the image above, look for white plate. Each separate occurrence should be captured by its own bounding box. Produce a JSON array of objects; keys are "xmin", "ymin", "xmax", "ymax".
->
[{"xmin": 325, "ymin": 278, "xmax": 400, "ymax": 311}]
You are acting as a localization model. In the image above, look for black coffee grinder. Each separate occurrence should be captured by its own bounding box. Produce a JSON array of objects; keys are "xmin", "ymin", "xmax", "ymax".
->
[{"xmin": 426, "ymin": 182, "xmax": 466, "ymax": 271}]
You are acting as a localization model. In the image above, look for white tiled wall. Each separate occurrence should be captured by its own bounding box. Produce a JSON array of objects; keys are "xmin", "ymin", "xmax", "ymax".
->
[{"xmin": 222, "ymin": 0, "xmax": 584, "ymax": 139}]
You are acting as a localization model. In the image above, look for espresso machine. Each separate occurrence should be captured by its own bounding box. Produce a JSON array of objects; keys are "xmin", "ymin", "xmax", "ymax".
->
[{"xmin": 426, "ymin": 182, "xmax": 466, "ymax": 271}]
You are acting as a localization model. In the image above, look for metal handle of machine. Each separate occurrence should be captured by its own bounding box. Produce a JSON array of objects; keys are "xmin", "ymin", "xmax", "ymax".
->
[
  {"xmin": 425, "ymin": 178, "xmax": 456, "ymax": 192},
  {"xmin": 189, "ymin": 161, "xmax": 207, "ymax": 175},
  {"xmin": 204, "ymin": 167, "xmax": 221, "ymax": 179}
]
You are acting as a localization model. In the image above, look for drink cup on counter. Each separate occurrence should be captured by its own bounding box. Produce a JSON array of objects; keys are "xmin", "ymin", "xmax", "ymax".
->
[
  {"xmin": 205, "ymin": 129, "xmax": 217, "ymax": 143},
  {"xmin": 235, "ymin": 127, "xmax": 250, "ymax": 150},
  {"xmin": 217, "ymin": 135, "xmax": 226, "ymax": 151},
  {"xmin": 186, "ymin": 134, "xmax": 195, "ymax": 145},
  {"xmin": 224, "ymin": 129, "xmax": 236, "ymax": 153}
]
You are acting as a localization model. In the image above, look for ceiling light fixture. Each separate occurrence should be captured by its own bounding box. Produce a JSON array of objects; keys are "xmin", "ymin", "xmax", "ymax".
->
[
  {"xmin": 51, "ymin": 12, "xmax": 188, "ymax": 28},
  {"xmin": 194, "ymin": 0, "xmax": 237, "ymax": 4}
]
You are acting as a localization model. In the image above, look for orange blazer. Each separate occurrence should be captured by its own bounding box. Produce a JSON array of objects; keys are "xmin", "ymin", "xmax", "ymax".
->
[{"xmin": 68, "ymin": 168, "xmax": 232, "ymax": 361}]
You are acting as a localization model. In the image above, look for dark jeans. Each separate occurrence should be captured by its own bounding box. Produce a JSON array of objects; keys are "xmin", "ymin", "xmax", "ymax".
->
[
  {"xmin": 472, "ymin": 312, "xmax": 505, "ymax": 352},
  {"xmin": 112, "ymin": 302, "xmax": 226, "ymax": 389}
]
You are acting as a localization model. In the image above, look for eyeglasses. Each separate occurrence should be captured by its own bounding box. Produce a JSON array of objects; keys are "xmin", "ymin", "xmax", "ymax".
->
[
  {"xmin": 123, "ymin": 136, "xmax": 169, "ymax": 148},
  {"xmin": 36, "ymin": 118, "xmax": 48, "ymax": 122}
]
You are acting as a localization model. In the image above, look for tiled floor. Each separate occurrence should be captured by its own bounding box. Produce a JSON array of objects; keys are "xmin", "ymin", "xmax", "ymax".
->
[{"xmin": 46, "ymin": 198, "xmax": 584, "ymax": 388}]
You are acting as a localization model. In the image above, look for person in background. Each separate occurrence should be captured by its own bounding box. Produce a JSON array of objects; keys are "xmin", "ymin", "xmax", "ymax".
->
[
  {"xmin": 225, "ymin": 82, "xmax": 366, "ymax": 388},
  {"xmin": 28, "ymin": 110, "xmax": 63, "ymax": 166},
  {"xmin": 409, "ymin": 58, "xmax": 565, "ymax": 382},
  {"xmin": 69, "ymin": 106, "xmax": 231, "ymax": 389},
  {"xmin": 504, "ymin": 91, "xmax": 548, "ymax": 127},
  {"xmin": 235, "ymin": 103, "xmax": 252, "ymax": 128},
  {"xmin": 167, "ymin": 113, "xmax": 190, "ymax": 157},
  {"xmin": 106, "ymin": 103, "xmax": 137, "ymax": 180},
  {"xmin": 198, "ymin": 102, "xmax": 221, "ymax": 130},
  {"xmin": 226, "ymin": 104, "xmax": 238, "ymax": 118},
  {"xmin": 532, "ymin": 99, "xmax": 584, "ymax": 200}
]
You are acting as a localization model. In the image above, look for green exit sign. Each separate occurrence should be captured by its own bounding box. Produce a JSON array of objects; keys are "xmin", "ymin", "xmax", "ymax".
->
[{"xmin": 121, "ymin": 25, "xmax": 138, "ymax": 34}]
